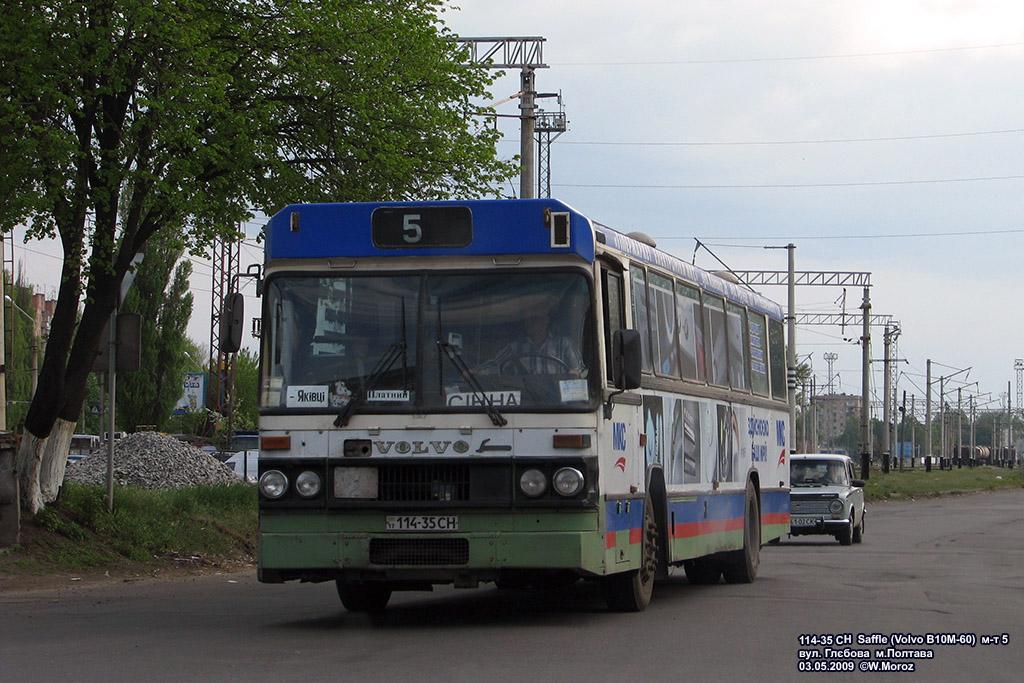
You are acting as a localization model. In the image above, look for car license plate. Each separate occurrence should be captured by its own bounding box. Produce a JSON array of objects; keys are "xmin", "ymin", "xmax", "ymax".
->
[
  {"xmin": 385, "ymin": 515, "xmax": 459, "ymax": 532},
  {"xmin": 791, "ymin": 517, "xmax": 819, "ymax": 528}
]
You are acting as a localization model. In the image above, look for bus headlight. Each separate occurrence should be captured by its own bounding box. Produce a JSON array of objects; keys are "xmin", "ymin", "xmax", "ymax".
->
[
  {"xmin": 829, "ymin": 499, "xmax": 844, "ymax": 515},
  {"xmin": 295, "ymin": 471, "xmax": 322, "ymax": 498},
  {"xmin": 552, "ymin": 467, "xmax": 584, "ymax": 497},
  {"xmin": 519, "ymin": 469, "xmax": 547, "ymax": 497},
  {"xmin": 259, "ymin": 470, "xmax": 288, "ymax": 499}
]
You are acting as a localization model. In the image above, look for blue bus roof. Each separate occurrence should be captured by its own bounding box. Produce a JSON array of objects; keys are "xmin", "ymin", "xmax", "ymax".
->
[{"xmin": 266, "ymin": 199, "xmax": 783, "ymax": 320}]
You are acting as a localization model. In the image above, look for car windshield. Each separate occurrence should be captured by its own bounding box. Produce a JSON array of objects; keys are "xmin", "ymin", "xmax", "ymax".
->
[
  {"xmin": 791, "ymin": 460, "xmax": 849, "ymax": 487},
  {"xmin": 261, "ymin": 271, "xmax": 597, "ymax": 413}
]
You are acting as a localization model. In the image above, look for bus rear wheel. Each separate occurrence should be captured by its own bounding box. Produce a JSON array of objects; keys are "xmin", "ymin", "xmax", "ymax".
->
[
  {"xmin": 604, "ymin": 496, "xmax": 657, "ymax": 612},
  {"xmin": 722, "ymin": 480, "xmax": 760, "ymax": 584},
  {"xmin": 336, "ymin": 580, "xmax": 392, "ymax": 613}
]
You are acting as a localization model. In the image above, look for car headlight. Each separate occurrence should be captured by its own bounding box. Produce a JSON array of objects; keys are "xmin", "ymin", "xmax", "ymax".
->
[
  {"xmin": 829, "ymin": 498, "xmax": 844, "ymax": 514},
  {"xmin": 552, "ymin": 467, "xmax": 584, "ymax": 497},
  {"xmin": 519, "ymin": 469, "xmax": 547, "ymax": 497},
  {"xmin": 295, "ymin": 470, "xmax": 321, "ymax": 498},
  {"xmin": 259, "ymin": 470, "xmax": 288, "ymax": 499}
]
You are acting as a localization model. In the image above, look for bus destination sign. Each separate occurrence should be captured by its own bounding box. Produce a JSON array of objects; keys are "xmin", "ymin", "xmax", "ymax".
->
[{"xmin": 371, "ymin": 206, "xmax": 472, "ymax": 248}]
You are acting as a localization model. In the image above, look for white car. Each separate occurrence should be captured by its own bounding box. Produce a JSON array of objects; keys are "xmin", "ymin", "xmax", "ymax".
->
[
  {"xmin": 224, "ymin": 450, "xmax": 259, "ymax": 483},
  {"xmin": 789, "ymin": 454, "xmax": 866, "ymax": 545}
]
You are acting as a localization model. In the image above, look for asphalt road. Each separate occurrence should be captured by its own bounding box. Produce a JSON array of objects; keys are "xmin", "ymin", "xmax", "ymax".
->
[{"xmin": 2, "ymin": 489, "xmax": 1022, "ymax": 682}]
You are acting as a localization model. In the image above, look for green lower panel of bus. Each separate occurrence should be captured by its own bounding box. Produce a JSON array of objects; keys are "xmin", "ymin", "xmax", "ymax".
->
[{"xmin": 259, "ymin": 510, "xmax": 628, "ymax": 577}]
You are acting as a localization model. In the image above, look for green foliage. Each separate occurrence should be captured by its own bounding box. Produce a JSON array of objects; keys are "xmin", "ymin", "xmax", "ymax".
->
[
  {"xmin": 232, "ymin": 348, "xmax": 259, "ymax": 431},
  {"xmin": 117, "ymin": 234, "xmax": 195, "ymax": 431},
  {"xmin": 3, "ymin": 272, "xmax": 40, "ymax": 431},
  {"xmin": 2, "ymin": 0, "xmax": 514, "ymax": 442},
  {"xmin": 863, "ymin": 466, "xmax": 1024, "ymax": 502},
  {"xmin": 0, "ymin": 483, "xmax": 257, "ymax": 573}
]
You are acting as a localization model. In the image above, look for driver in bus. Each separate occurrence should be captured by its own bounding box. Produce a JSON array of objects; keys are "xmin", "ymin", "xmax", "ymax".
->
[{"xmin": 488, "ymin": 309, "xmax": 584, "ymax": 376}]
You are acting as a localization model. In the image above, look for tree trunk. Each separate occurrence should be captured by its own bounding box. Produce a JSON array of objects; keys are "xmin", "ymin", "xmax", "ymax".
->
[
  {"xmin": 39, "ymin": 418, "xmax": 76, "ymax": 503},
  {"xmin": 16, "ymin": 433, "xmax": 46, "ymax": 515}
]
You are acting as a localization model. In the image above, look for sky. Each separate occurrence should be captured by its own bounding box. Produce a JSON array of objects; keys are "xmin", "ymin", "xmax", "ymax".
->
[{"xmin": 14, "ymin": 0, "xmax": 1024, "ymax": 416}]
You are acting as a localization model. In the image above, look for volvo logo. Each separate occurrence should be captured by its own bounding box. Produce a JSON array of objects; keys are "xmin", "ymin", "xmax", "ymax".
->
[{"xmin": 373, "ymin": 440, "xmax": 471, "ymax": 455}]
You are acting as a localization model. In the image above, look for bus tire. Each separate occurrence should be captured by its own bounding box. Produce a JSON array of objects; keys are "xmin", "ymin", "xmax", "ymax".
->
[
  {"xmin": 604, "ymin": 495, "xmax": 657, "ymax": 612},
  {"xmin": 683, "ymin": 557, "xmax": 721, "ymax": 585},
  {"xmin": 722, "ymin": 479, "xmax": 760, "ymax": 584},
  {"xmin": 336, "ymin": 580, "xmax": 392, "ymax": 613}
]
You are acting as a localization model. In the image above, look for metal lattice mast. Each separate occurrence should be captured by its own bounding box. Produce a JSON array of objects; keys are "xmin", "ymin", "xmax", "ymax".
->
[
  {"xmin": 457, "ymin": 37, "xmax": 548, "ymax": 199},
  {"xmin": 536, "ymin": 108, "xmax": 567, "ymax": 198},
  {"xmin": 823, "ymin": 352, "xmax": 838, "ymax": 394},
  {"xmin": 1015, "ymin": 359, "xmax": 1023, "ymax": 418},
  {"xmin": 209, "ymin": 235, "xmax": 240, "ymax": 415}
]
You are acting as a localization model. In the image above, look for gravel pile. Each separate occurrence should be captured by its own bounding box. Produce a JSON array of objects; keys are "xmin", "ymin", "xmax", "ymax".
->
[{"xmin": 66, "ymin": 431, "xmax": 238, "ymax": 489}]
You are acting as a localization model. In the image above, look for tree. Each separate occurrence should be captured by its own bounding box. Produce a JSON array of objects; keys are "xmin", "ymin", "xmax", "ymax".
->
[
  {"xmin": 1, "ymin": 0, "xmax": 513, "ymax": 514},
  {"xmin": 232, "ymin": 348, "xmax": 260, "ymax": 432},
  {"xmin": 116, "ymin": 234, "xmax": 194, "ymax": 431}
]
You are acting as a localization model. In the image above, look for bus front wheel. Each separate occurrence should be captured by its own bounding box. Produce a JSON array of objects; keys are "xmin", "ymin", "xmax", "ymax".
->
[
  {"xmin": 336, "ymin": 580, "xmax": 392, "ymax": 613},
  {"xmin": 604, "ymin": 495, "xmax": 658, "ymax": 612}
]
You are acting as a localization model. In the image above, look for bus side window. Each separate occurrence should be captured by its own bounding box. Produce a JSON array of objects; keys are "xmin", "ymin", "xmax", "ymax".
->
[
  {"xmin": 768, "ymin": 317, "xmax": 786, "ymax": 400},
  {"xmin": 629, "ymin": 266, "xmax": 653, "ymax": 374},
  {"xmin": 602, "ymin": 267, "xmax": 625, "ymax": 384},
  {"xmin": 749, "ymin": 312, "xmax": 770, "ymax": 396},
  {"xmin": 704, "ymin": 294, "xmax": 728, "ymax": 387},
  {"xmin": 726, "ymin": 303, "xmax": 749, "ymax": 391}
]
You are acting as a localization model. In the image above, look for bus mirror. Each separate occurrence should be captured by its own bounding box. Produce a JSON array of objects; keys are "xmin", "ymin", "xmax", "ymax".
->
[
  {"xmin": 219, "ymin": 292, "xmax": 245, "ymax": 353},
  {"xmin": 614, "ymin": 329, "xmax": 642, "ymax": 390}
]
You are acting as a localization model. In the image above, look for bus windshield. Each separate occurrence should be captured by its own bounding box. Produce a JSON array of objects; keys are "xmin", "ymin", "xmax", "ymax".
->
[{"xmin": 261, "ymin": 271, "xmax": 597, "ymax": 413}]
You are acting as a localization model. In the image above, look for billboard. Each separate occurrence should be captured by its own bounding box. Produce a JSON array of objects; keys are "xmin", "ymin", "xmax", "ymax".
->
[{"xmin": 173, "ymin": 372, "xmax": 206, "ymax": 415}]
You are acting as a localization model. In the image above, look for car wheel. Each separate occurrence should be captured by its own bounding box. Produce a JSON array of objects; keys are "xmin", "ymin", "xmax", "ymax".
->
[
  {"xmin": 838, "ymin": 518, "xmax": 853, "ymax": 546},
  {"xmin": 852, "ymin": 512, "xmax": 864, "ymax": 544},
  {"xmin": 336, "ymin": 580, "xmax": 392, "ymax": 613},
  {"xmin": 605, "ymin": 495, "xmax": 657, "ymax": 611},
  {"xmin": 723, "ymin": 479, "xmax": 760, "ymax": 584}
]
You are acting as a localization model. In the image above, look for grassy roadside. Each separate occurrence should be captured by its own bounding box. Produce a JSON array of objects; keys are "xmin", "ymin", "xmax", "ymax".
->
[
  {"xmin": 0, "ymin": 483, "xmax": 257, "ymax": 583},
  {"xmin": 862, "ymin": 465, "xmax": 1024, "ymax": 502}
]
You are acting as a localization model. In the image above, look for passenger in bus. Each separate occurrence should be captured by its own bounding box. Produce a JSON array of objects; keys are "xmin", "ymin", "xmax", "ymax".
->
[{"xmin": 487, "ymin": 310, "xmax": 584, "ymax": 375}]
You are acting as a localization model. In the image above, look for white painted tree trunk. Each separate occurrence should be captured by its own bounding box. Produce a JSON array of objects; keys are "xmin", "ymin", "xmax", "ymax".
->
[
  {"xmin": 16, "ymin": 432, "xmax": 46, "ymax": 515},
  {"xmin": 40, "ymin": 418, "xmax": 76, "ymax": 503}
]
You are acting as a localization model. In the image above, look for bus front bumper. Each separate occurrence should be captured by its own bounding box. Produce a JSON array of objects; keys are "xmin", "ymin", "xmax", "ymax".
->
[{"xmin": 258, "ymin": 510, "xmax": 619, "ymax": 584}]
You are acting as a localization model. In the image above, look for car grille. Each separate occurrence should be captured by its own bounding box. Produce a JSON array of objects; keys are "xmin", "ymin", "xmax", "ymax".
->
[
  {"xmin": 369, "ymin": 538, "xmax": 470, "ymax": 565},
  {"xmin": 378, "ymin": 464, "xmax": 471, "ymax": 502},
  {"xmin": 791, "ymin": 499, "xmax": 832, "ymax": 515}
]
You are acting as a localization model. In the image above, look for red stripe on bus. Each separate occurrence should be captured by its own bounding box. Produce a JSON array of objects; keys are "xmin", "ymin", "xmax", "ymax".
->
[
  {"xmin": 762, "ymin": 512, "xmax": 790, "ymax": 525},
  {"xmin": 606, "ymin": 532, "xmax": 617, "ymax": 549},
  {"xmin": 672, "ymin": 517, "xmax": 744, "ymax": 538},
  {"xmin": 628, "ymin": 528, "xmax": 643, "ymax": 545}
]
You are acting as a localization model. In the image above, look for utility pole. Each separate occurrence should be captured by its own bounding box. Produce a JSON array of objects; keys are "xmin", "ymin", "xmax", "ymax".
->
[
  {"xmin": 787, "ymin": 244, "xmax": 797, "ymax": 454},
  {"xmin": 882, "ymin": 325, "xmax": 892, "ymax": 472},
  {"xmin": 925, "ymin": 360, "xmax": 932, "ymax": 471},
  {"xmin": 1007, "ymin": 381, "xmax": 1013, "ymax": 468},
  {"xmin": 457, "ymin": 37, "xmax": 547, "ymax": 199},
  {"xmin": 970, "ymin": 395, "xmax": 976, "ymax": 466},
  {"xmin": 957, "ymin": 387, "xmax": 963, "ymax": 468},
  {"xmin": 811, "ymin": 375, "xmax": 818, "ymax": 452},
  {"xmin": 859, "ymin": 287, "xmax": 871, "ymax": 479},
  {"xmin": 910, "ymin": 394, "xmax": 916, "ymax": 468},
  {"xmin": 939, "ymin": 376, "xmax": 946, "ymax": 470}
]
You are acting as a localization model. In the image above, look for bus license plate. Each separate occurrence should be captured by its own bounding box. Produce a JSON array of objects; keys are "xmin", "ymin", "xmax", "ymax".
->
[
  {"xmin": 791, "ymin": 517, "xmax": 819, "ymax": 527},
  {"xmin": 385, "ymin": 515, "xmax": 459, "ymax": 532}
]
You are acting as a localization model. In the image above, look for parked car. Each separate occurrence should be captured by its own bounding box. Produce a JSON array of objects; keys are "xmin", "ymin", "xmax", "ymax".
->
[
  {"xmin": 223, "ymin": 432, "xmax": 260, "ymax": 483},
  {"xmin": 789, "ymin": 454, "xmax": 866, "ymax": 545}
]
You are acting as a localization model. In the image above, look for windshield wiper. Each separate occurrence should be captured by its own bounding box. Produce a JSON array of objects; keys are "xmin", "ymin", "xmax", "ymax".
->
[
  {"xmin": 438, "ymin": 342, "xmax": 507, "ymax": 427},
  {"xmin": 334, "ymin": 342, "xmax": 406, "ymax": 428}
]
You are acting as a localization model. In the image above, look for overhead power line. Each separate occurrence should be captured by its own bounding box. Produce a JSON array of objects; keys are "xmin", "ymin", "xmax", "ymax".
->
[
  {"xmin": 555, "ymin": 174, "xmax": 1024, "ymax": 190},
  {"xmin": 554, "ymin": 127, "xmax": 1024, "ymax": 147},
  {"xmin": 553, "ymin": 41, "xmax": 1024, "ymax": 66},
  {"xmin": 662, "ymin": 227, "xmax": 1024, "ymax": 241}
]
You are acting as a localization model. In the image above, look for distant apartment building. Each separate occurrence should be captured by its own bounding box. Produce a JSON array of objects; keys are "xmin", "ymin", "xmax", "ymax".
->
[{"xmin": 813, "ymin": 393, "xmax": 862, "ymax": 443}]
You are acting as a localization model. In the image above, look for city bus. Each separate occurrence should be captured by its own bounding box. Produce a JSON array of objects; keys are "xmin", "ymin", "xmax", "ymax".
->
[{"xmin": 246, "ymin": 198, "xmax": 790, "ymax": 612}]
